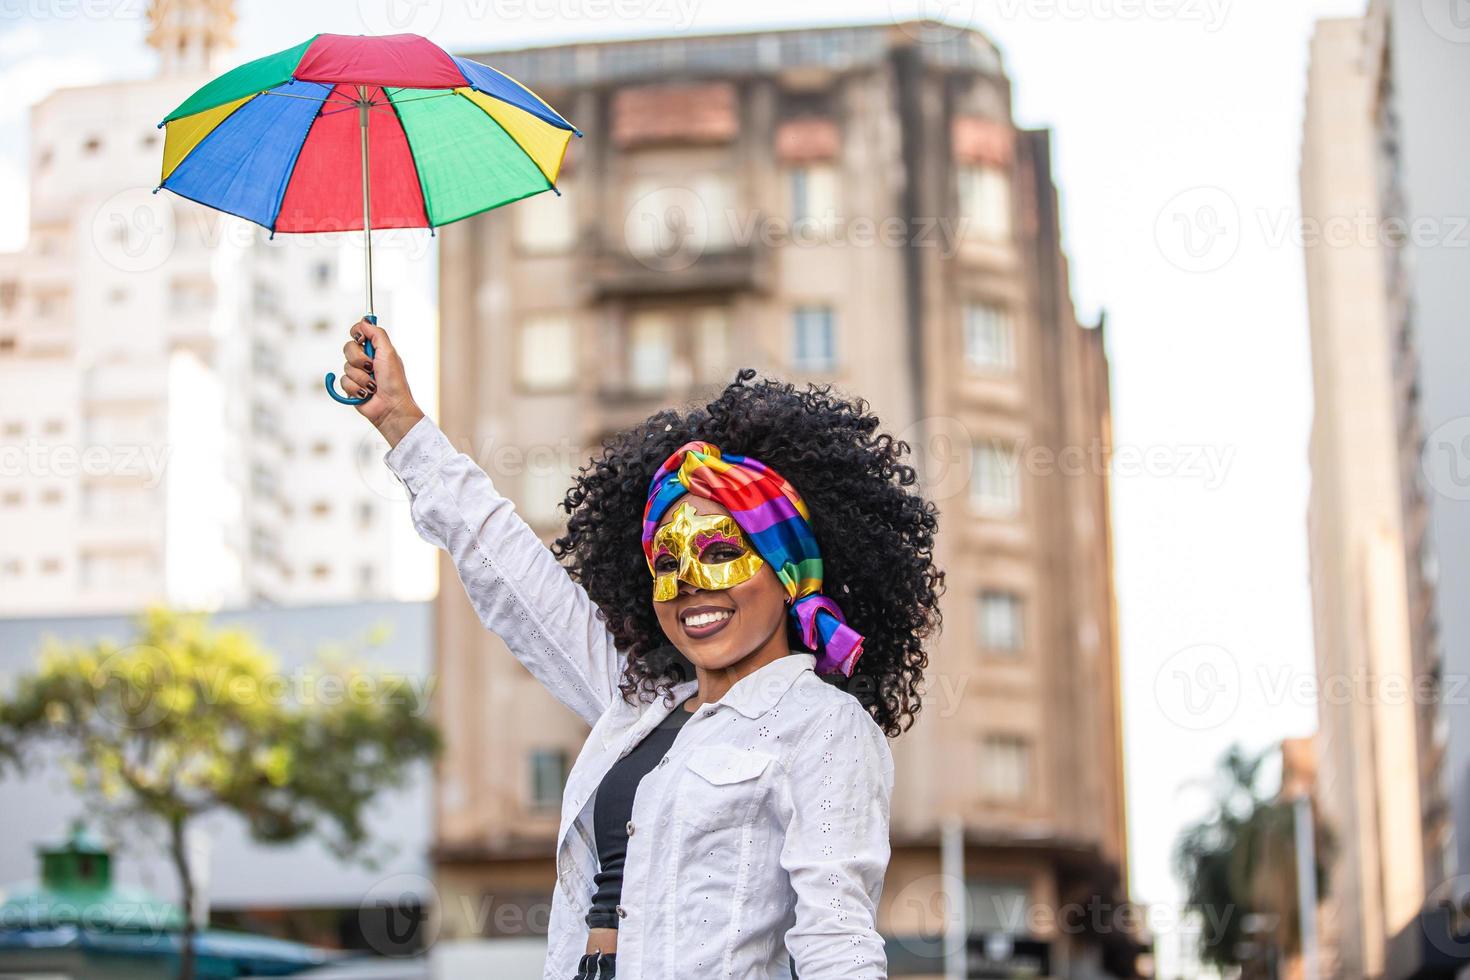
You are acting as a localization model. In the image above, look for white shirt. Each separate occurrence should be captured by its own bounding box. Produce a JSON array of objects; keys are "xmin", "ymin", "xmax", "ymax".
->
[{"xmin": 386, "ymin": 418, "xmax": 894, "ymax": 980}]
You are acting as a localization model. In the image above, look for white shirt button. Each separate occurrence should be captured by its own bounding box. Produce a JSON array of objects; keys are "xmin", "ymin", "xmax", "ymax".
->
[
  {"xmin": 626, "ymin": 820, "xmax": 635, "ymax": 836},
  {"xmin": 615, "ymin": 905, "xmax": 628, "ymax": 919},
  {"xmin": 658, "ymin": 756, "xmax": 669, "ymax": 768}
]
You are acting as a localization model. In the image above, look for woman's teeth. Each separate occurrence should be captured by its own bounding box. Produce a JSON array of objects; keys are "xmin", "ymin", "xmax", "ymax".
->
[{"xmin": 683, "ymin": 610, "xmax": 732, "ymax": 628}]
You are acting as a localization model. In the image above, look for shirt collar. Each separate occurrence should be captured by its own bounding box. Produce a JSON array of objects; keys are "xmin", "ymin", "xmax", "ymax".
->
[{"xmin": 714, "ymin": 653, "xmax": 816, "ymax": 720}]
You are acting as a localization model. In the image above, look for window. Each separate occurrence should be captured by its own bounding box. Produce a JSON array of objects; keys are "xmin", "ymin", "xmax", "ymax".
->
[
  {"xmin": 980, "ymin": 735, "xmax": 1030, "ymax": 802},
  {"xmin": 971, "ymin": 443, "xmax": 1020, "ymax": 518},
  {"xmin": 252, "ymin": 280, "xmax": 279, "ymax": 315},
  {"xmin": 40, "ymin": 488, "xmax": 63, "ymax": 506},
  {"xmin": 515, "ymin": 184, "xmax": 577, "ymax": 253},
  {"xmin": 518, "ymin": 315, "xmax": 576, "ymax": 391},
  {"xmin": 694, "ymin": 307, "xmax": 732, "ymax": 384},
  {"xmin": 312, "ymin": 261, "xmax": 333, "ymax": 288},
  {"xmin": 790, "ymin": 165, "xmax": 838, "ymax": 234},
  {"xmin": 964, "ymin": 303, "xmax": 1015, "ymax": 371},
  {"xmin": 978, "ymin": 591, "xmax": 1024, "ymax": 654},
  {"xmin": 958, "ymin": 165, "xmax": 1012, "ymax": 241},
  {"xmin": 82, "ymin": 135, "xmax": 102, "ymax": 155},
  {"xmin": 529, "ymin": 749, "xmax": 569, "ymax": 809},
  {"xmin": 1, "ymin": 490, "xmax": 21, "ymax": 507},
  {"xmin": 792, "ymin": 306, "xmax": 836, "ymax": 372},
  {"xmin": 967, "ymin": 879, "xmax": 1030, "ymax": 933},
  {"xmin": 625, "ymin": 174, "xmax": 734, "ymax": 258},
  {"xmin": 80, "ymin": 551, "xmax": 151, "ymax": 589},
  {"xmin": 39, "ymin": 557, "xmax": 62, "ymax": 575},
  {"xmin": 1, "ymin": 557, "xmax": 21, "ymax": 578},
  {"xmin": 169, "ymin": 278, "xmax": 213, "ymax": 315},
  {"xmin": 628, "ymin": 312, "xmax": 674, "ymax": 393}
]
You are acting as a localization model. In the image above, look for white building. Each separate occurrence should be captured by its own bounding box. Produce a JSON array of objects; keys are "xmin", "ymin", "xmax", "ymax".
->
[{"xmin": 0, "ymin": 0, "xmax": 437, "ymax": 615}]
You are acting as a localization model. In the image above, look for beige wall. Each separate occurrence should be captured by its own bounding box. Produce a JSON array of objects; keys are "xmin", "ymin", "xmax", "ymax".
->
[
  {"xmin": 1301, "ymin": 17, "xmax": 1424, "ymax": 979},
  {"xmin": 431, "ymin": 23, "xmax": 1131, "ymax": 969}
]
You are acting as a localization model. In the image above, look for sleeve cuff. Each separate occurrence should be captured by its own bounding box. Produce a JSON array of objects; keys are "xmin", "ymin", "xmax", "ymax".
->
[{"xmin": 383, "ymin": 416, "xmax": 455, "ymax": 494}]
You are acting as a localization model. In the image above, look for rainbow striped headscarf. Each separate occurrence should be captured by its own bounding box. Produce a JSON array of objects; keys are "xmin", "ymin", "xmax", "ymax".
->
[{"xmin": 640, "ymin": 441, "xmax": 865, "ymax": 677}]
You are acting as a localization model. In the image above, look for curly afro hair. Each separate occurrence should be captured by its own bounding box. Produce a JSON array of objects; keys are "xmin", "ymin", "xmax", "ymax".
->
[{"xmin": 551, "ymin": 370, "xmax": 943, "ymax": 737}]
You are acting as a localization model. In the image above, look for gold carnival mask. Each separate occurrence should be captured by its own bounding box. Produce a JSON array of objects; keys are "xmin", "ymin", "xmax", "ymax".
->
[{"xmin": 649, "ymin": 502, "xmax": 766, "ymax": 602}]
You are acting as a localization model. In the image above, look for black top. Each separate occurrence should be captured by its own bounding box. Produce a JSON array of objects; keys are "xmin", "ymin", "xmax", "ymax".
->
[{"xmin": 584, "ymin": 697, "xmax": 695, "ymax": 930}]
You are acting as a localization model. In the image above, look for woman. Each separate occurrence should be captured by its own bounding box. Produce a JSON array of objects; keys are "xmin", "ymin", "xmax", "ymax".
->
[{"xmin": 340, "ymin": 319, "xmax": 942, "ymax": 979}]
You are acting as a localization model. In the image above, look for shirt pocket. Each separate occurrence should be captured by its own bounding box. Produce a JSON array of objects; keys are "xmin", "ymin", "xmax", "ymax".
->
[{"xmin": 679, "ymin": 746, "xmax": 776, "ymax": 833}]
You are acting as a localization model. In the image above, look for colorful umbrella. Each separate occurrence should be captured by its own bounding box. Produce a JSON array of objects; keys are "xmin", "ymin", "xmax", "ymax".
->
[{"xmin": 156, "ymin": 33, "xmax": 579, "ymax": 404}]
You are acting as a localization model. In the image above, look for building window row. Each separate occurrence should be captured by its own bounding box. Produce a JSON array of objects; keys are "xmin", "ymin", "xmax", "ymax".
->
[
  {"xmin": 0, "ymin": 556, "xmax": 65, "ymax": 577},
  {"xmin": 508, "ymin": 159, "xmax": 1010, "ymax": 259}
]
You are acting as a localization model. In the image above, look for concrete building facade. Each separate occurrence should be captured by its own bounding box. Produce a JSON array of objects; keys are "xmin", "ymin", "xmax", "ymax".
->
[
  {"xmin": 429, "ymin": 23, "xmax": 1136, "ymax": 977},
  {"xmin": 1367, "ymin": 3, "xmax": 1470, "ymax": 976},
  {"xmin": 1302, "ymin": 5, "xmax": 1470, "ymax": 978},
  {"xmin": 0, "ymin": 0, "xmax": 436, "ymax": 616},
  {"xmin": 1300, "ymin": 17, "xmax": 1424, "ymax": 979}
]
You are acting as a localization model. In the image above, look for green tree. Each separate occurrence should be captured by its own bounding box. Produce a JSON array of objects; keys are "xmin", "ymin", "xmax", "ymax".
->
[
  {"xmin": 0, "ymin": 607, "xmax": 440, "ymax": 980},
  {"xmin": 1173, "ymin": 745, "xmax": 1334, "ymax": 978}
]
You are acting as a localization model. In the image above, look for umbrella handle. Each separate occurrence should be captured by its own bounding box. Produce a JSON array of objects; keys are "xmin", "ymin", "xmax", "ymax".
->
[{"xmin": 324, "ymin": 314, "xmax": 377, "ymax": 406}]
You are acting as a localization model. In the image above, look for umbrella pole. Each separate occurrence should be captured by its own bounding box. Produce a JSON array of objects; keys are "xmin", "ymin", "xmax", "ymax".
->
[
  {"xmin": 359, "ymin": 85, "xmax": 375, "ymax": 322},
  {"xmin": 325, "ymin": 85, "xmax": 376, "ymax": 405}
]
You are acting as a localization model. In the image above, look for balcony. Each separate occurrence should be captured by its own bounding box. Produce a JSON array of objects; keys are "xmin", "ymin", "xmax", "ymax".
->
[{"xmin": 583, "ymin": 232, "xmax": 772, "ymax": 300}]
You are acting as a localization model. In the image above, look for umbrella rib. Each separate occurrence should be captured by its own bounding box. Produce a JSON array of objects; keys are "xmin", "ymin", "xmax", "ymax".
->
[
  {"xmin": 258, "ymin": 89, "xmax": 358, "ymax": 108},
  {"xmin": 382, "ymin": 88, "xmax": 437, "ymax": 228},
  {"xmin": 378, "ymin": 92, "xmax": 458, "ymax": 105}
]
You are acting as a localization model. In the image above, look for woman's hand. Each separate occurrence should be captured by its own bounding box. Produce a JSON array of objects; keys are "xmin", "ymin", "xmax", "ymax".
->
[{"xmin": 340, "ymin": 319, "xmax": 424, "ymax": 449}]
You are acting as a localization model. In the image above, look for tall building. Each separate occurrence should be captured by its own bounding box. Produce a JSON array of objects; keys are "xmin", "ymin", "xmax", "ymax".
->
[
  {"xmin": 1300, "ymin": 17, "xmax": 1423, "ymax": 979},
  {"xmin": 430, "ymin": 23, "xmax": 1137, "ymax": 977},
  {"xmin": 0, "ymin": 1, "xmax": 436, "ymax": 615},
  {"xmin": 1301, "ymin": 5, "xmax": 1470, "ymax": 978},
  {"xmin": 1366, "ymin": 1, "xmax": 1470, "ymax": 975}
]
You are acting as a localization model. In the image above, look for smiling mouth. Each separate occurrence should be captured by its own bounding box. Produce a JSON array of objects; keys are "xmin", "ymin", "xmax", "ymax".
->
[{"xmin": 681, "ymin": 606, "xmax": 734, "ymax": 638}]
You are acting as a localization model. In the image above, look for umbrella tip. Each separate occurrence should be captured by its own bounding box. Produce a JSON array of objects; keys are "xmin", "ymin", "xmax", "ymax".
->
[{"xmin": 574, "ymin": 129, "xmax": 584, "ymax": 138}]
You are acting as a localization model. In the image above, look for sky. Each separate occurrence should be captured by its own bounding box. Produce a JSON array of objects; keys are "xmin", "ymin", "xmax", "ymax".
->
[{"xmin": 1, "ymin": 0, "xmax": 1368, "ymax": 955}]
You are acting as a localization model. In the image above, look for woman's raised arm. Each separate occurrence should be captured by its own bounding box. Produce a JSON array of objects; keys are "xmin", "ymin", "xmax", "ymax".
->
[{"xmin": 341, "ymin": 319, "xmax": 624, "ymax": 726}]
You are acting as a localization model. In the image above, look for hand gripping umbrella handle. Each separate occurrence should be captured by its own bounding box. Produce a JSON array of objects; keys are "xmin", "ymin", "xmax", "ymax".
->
[{"xmin": 324, "ymin": 314, "xmax": 377, "ymax": 406}]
